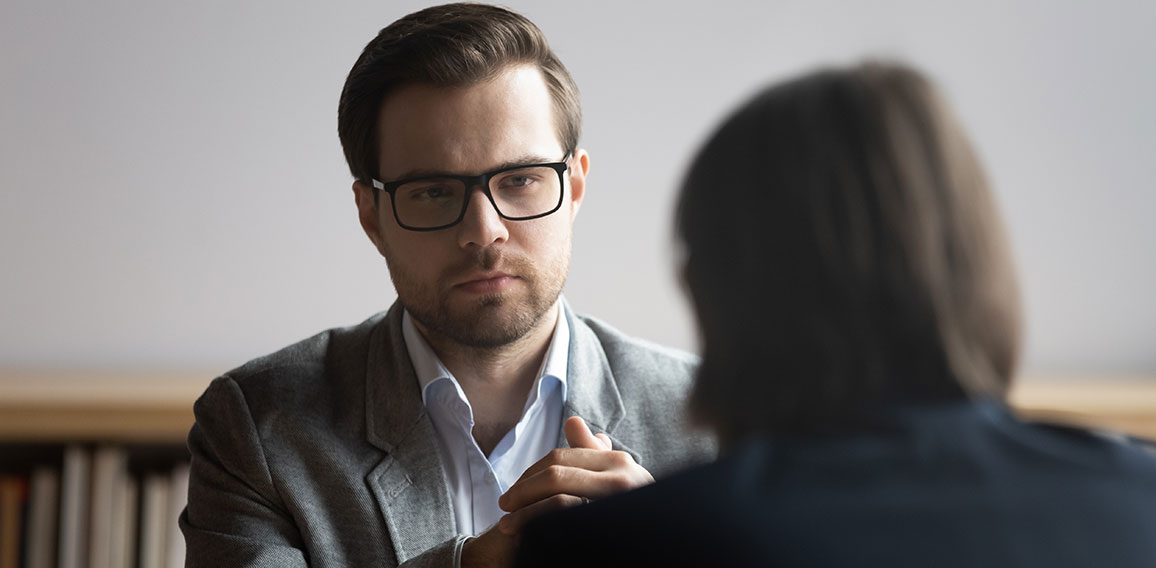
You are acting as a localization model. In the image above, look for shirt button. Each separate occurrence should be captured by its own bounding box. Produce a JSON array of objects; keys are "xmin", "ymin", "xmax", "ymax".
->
[{"xmin": 483, "ymin": 472, "xmax": 497, "ymax": 485}]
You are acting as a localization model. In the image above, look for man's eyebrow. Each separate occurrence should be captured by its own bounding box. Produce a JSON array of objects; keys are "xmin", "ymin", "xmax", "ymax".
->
[
  {"xmin": 488, "ymin": 154, "xmax": 559, "ymax": 171},
  {"xmin": 388, "ymin": 154, "xmax": 560, "ymax": 182}
]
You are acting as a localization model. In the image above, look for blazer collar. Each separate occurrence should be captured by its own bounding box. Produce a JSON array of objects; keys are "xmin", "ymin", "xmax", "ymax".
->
[
  {"xmin": 365, "ymin": 302, "xmax": 425, "ymax": 452},
  {"xmin": 363, "ymin": 303, "xmax": 456, "ymax": 563},
  {"xmin": 557, "ymin": 300, "xmax": 635, "ymax": 458}
]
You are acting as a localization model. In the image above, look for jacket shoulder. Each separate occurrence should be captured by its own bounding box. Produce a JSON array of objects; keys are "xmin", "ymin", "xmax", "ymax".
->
[
  {"xmin": 575, "ymin": 313, "xmax": 698, "ymax": 386},
  {"xmin": 573, "ymin": 313, "xmax": 716, "ymax": 474},
  {"xmin": 197, "ymin": 311, "xmax": 389, "ymax": 430},
  {"xmin": 222, "ymin": 311, "xmax": 387, "ymax": 387}
]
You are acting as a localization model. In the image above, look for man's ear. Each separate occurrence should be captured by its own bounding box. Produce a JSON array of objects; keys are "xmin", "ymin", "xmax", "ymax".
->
[
  {"xmin": 353, "ymin": 181, "xmax": 388, "ymax": 257},
  {"xmin": 568, "ymin": 148, "xmax": 590, "ymax": 219}
]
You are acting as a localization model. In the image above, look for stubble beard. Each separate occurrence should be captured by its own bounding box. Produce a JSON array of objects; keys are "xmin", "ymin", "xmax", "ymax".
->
[{"xmin": 390, "ymin": 247, "xmax": 568, "ymax": 350}]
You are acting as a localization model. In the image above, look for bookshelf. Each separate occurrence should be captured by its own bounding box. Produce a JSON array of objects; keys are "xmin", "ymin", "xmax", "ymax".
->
[
  {"xmin": 0, "ymin": 372, "xmax": 212, "ymax": 443},
  {"xmin": 0, "ymin": 372, "xmax": 1154, "ymax": 441},
  {"xmin": 0, "ymin": 372, "xmax": 209, "ymax": 568},
  {"xmin": 0, "ymin": 372, "xmax": 1151, "ymax": 568}
]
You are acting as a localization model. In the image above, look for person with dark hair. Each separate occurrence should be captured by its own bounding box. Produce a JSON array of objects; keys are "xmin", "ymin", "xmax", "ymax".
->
[
  {"xmin": 179, "ymin": 4, "xmax": 714, "ymax": 567},
  {"xmin": 516, "ymin": 62, "xmax": 1156, "ymax": 567}
]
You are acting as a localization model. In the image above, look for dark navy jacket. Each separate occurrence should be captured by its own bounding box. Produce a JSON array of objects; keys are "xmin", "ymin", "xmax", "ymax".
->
[{"xmin": 517, "ymin": 401, "xmax": 1156, "ymax": 567}]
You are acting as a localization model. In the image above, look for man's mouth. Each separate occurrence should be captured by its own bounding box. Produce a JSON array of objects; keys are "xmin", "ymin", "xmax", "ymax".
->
[{"xmin": 454, "ymin": 272, "xmax": 518, "ymax": 295}]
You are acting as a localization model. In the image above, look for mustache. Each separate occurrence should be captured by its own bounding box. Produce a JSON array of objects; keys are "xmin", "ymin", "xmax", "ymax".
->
[{"xmin": 443, "ymin": 249, "xmax": 534, "ymax": 281}]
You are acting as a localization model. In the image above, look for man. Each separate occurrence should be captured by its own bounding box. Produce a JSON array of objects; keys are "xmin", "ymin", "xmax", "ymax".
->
[{"xmin": 179, "ymin": 4, "xmax": 714, "ymax": 567}]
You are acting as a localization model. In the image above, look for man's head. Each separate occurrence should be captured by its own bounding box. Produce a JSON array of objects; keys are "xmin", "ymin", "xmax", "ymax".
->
[
  {"xmin": 339, "ymin": 4, "xmax": 589, "ymax": 349},
  {"xmin": 677, "ymin": 62, "xmax": 1021, "ymax": 443},
  {"xmin": 338, "ymin": 3, "xmax": 581, "ymax": 187}
]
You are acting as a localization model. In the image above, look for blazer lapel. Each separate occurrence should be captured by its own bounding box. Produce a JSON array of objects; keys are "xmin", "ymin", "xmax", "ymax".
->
[
  {"xmin": 363, "ymin": 304, "xmax": 456, "ymax": 564},
  {"xmin": 557, "ymin": 301, "xmax": 642, "ymax": 462}
]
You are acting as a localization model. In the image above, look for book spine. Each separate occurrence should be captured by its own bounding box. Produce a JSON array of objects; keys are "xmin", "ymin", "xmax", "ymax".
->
[
  {"xmin": 138, "ymin": 473, "xmax": 170, "ymax": 568},
  {"xmin": 89, "ymin": 446, "xmax": 128, "ymax": 568},
  {"xmin": 59, "ymin": 446, "xmax": 91, "ymax": 568},
  {"xmin": 165, "ymin": 463, "xmax": 190, "ymax": 568},
  {"xmin": 0, "ymin": 475, "xmax": 28, "ymax": 568},
  {"xmin": 110, "ymin": 476, "xmax": 137, "ymax": 568},
  {"xmin": 24, "ymin": 467, "xmax": 59, "ymax": 568}
]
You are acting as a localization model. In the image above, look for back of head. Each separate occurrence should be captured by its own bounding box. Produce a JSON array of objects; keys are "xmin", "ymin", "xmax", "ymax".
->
[
  {"xmin": 678, "ymin": 62, "xmax": 1021, "ymax": 444},
  {"xmin": 337, "ymin": 3, "xmax": 581, "ymax": 184}
]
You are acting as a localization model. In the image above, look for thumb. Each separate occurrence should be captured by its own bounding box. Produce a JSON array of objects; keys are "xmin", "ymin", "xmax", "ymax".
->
[
  {"xmin": 564, "ymin": 416, "xmax": 609, "ymax": 450},
  {"xmin": 595, "ymin": 433, "xmax": 613, "ymax": 450}
]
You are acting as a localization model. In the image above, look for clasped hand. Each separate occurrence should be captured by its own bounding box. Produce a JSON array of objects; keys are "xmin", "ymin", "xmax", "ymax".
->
[
  {"xmin": 461, "ymin": 416, "xmax": 654, "ymax": 567},
  {"xmin": 497, "ymin": 415, "xmax": 653, "ymax": 534}
]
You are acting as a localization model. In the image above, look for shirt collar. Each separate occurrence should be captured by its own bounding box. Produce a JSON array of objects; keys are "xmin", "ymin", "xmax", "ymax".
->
[
  {"xmin": 402, "ymin": 299, "xmax": 570, "ymax": 407},
  {"xmin": 531, "ymin": 300, "xmax": 569, "ymax": 408}
]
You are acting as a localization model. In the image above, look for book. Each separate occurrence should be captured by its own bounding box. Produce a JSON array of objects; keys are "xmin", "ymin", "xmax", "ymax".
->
[
  {"xmin": 0, "ymin": 475, "xmax": 27, "ymax": 568},
  {"xmin": 59, "ymin": 445, "xmax": 91, "ymax": 568},
  {"xmin": 89, "ymin": 446, "xmax": 128, "ymax": 568},
  {"xmin": 24, "ymin": 467, "xmax": 59, "ymax": 568},
  {"xmin": 109, "ymin": 476, "xmax": 137, "ymax": 568},
  {"xmin": 165, "ymin": 463, "xmax": 190, "ymax": 568},
  {"xmin": 138, "ymin": 473, "xmax": 170, "ymax": 568}
]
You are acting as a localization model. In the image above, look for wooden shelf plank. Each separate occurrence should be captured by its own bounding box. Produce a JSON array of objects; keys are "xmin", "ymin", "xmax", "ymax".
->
[
  {"xmin": 1009, "ymin": 377, "xmax": 1156, "ymax": 439},
  {"xmin": 2, "ymin": 372, "xmax": 1154, "ymax": 442},
  {"xmin": 0, "ymin": 371, "xmax": 213, "ymax": 443}
]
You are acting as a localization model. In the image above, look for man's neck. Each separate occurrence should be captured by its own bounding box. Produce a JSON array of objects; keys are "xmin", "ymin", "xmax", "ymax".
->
[{"xmin": 414, "ymin": 304, "xmax": 560, "ymax": 454}]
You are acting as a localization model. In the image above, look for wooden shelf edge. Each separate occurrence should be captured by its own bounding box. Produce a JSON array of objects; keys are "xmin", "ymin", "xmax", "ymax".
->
[
  {"xmin": 0, "ymin": 405, "xmax": 194, "ymax": 444},
  {"xmin": 1, "ymin": 372, "xmax": 1153, "ymax": 442}
]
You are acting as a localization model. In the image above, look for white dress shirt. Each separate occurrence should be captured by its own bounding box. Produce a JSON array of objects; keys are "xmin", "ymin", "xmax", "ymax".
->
[{"xmin": 402, "ymin": 301, "xmax": 569, "ymax": 538}]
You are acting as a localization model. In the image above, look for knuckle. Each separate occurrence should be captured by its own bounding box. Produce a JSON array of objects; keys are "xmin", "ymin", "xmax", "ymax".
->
[
  {"xmin": 546, "ymin": 494, "xmax": 573, "ymax": 508},
  {"xmin": 543, "ymin": 464, "xmax": 566, "ymax": 483},
  {"xmin": 609, "ymin": 473, "xmax": 635, "ymax": 492},
  {"xmin": 611, "ymin": 450, "xmax": 633, "ymax": 465}
]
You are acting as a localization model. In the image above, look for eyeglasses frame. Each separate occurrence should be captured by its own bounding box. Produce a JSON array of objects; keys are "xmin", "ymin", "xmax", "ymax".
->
[{"xmin": 370, "ymin": 153, "xmax": 573, "ymax": 232}]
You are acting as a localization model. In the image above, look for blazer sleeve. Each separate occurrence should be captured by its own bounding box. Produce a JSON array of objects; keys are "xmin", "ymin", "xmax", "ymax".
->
[
  {"xmin": 180, "ymin": 376, "xmax": 468, "ymax": 567},
  {"xmin": 180, "ymin": 375, "xmax": 309, "ymax": 567}
]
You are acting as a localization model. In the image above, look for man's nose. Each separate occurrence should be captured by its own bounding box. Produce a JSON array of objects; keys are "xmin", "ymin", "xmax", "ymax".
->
[{"xmin": 457, "ymin": 185, "xmax": 509, "ymax": 248}]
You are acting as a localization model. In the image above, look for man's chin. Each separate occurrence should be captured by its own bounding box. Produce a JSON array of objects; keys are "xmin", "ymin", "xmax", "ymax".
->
[
  {"xmin": 409, "ymin": 294, "xmax": 546, "ymax": 350},
  {"xmin": 474, "ymin": 292, "xmax": 508, "ymax": 309}
]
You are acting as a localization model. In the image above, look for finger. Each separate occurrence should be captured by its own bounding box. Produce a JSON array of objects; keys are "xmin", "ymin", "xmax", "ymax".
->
[
  {"xmin": 501, "ymin": 464, "xmax": 593, "ymax": 512},
  {"xmin": 510, "ymin": 447, "xmax": 630, "ymax": 487},
  {"xmin": 594, "ymin": 432, "xmax": 613, "ymax": 450},
  {"xmin": 564, "ymin": 416, "xmax": 603, "ymax": 450},
  {"xmin": 500, "ymin": 458, "xmax": 648, "ymax": 512},
  {"xmin": 497, "ymin": 494, "xmax": 585, "ymax": 535}
]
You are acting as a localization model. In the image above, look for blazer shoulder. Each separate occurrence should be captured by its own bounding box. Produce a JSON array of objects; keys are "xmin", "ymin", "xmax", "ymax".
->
[
  {"xmin": 574, "ymin": 312, "xmax": 698, "ymax": 381},
  {"xmin": 199, "ymin": 311, "xmax": 391, "ymax": 426},
  {"xmin": 222, "ymin": 311, "xmax": 388, "ymax": 388},
  {"xmin": 573, "ymin": 312, "xmax": 701, "ymax": 413},
  {"xmin": 572, "ymin": 312, "xmax": 717, "ymax": 471}
]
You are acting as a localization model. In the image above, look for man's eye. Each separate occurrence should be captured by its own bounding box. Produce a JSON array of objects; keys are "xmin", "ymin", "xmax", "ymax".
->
[
  {"xmin": 499, "ymin": 175, "xmax": 537, "ymax": 190},
  {"xmin": 408, "ymin": 185, "xmax": 453, "ymax": 201}
]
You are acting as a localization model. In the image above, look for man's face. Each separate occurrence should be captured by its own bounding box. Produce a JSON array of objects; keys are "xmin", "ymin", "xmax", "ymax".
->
[{"xmin": 354, "ymin": 64, "xmax": 588, "ymax": 349}]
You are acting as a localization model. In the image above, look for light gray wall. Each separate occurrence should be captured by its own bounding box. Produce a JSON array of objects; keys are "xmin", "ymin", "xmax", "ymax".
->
[{"xmin": 2, "ymin": 1, "xmax": 1153, "ymax": 374}]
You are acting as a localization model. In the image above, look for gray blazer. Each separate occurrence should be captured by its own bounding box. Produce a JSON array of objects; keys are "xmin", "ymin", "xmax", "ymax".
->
[{"xmin": 181, "ymin": 301, "xmax": 716, "ymax": 567}]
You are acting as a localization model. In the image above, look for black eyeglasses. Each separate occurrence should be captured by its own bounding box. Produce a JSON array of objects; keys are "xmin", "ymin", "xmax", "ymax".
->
[{"xmin": 370, "ymin": 153, "xmax": 572, "ymax": 231}]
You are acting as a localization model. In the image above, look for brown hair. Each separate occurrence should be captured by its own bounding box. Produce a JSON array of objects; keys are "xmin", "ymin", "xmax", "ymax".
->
[
  {"xmin": 337, "ymin": 3, "xmax": 581, "ymax": 183},
  {"xmin": 677, "ymin": 62, "xmax": 1021, "ymax": 444}
]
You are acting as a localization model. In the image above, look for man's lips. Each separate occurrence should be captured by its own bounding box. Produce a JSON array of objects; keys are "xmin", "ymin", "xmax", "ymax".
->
[{"xmin": 454, "ymin": 272, "xmax": 518, "ymax": 294}]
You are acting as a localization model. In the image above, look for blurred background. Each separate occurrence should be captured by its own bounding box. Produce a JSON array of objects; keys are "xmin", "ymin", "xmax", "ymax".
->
[{"xmin": 1, "ymin": 0, "xmax": 1153, "ymax": 376}]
